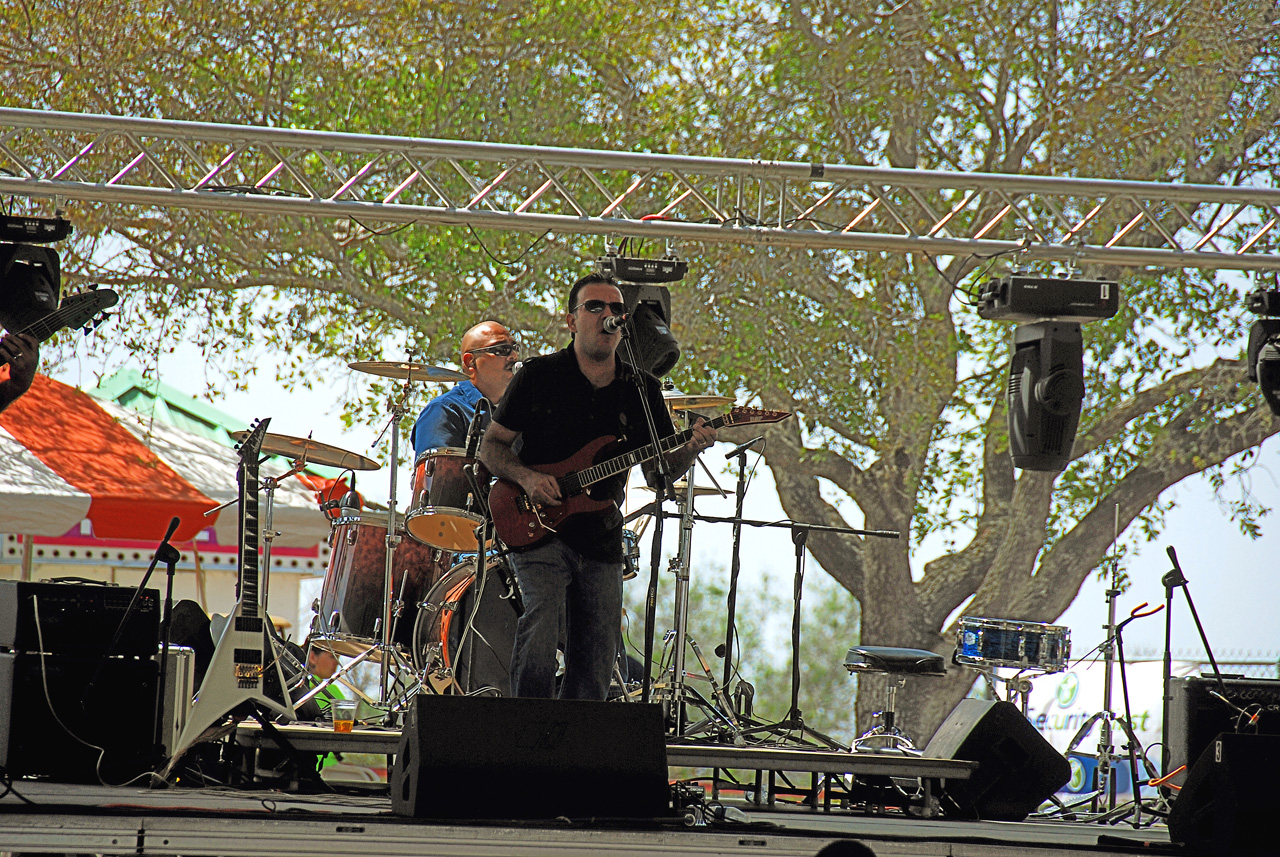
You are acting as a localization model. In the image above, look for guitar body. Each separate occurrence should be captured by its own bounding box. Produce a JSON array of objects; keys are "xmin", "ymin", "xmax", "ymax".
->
[
  {"xmin": 488, "ymin": 408, "xmax": 793, "ymax": 549},
  {"xmin": 489, "ymin": 435, "xmax": 619, "ymax": 548},
  {"xmin": 174, "ymin": 600, "xmax": 295, "ymax": 753}
]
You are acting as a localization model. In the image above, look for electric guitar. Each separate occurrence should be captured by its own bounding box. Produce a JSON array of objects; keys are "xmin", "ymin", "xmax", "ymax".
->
[
  {"xmin": 170, "ymin": 418, "xmax": 295, "ymax": 764},
  {"xmin": 489, "ymin": 406, "xmax": 791, "ymax": 548},
  {"xmin": 0, "ymin": 288, "xmax": 118, "ymax": 366}
]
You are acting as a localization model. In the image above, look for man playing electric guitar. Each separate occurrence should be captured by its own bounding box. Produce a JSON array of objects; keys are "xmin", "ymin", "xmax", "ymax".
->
[{"xmin": 480, "ymin": 273, "xmax": 716, "ymax": 700}]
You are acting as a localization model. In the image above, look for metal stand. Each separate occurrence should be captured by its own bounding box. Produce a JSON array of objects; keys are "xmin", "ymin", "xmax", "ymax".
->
[{"xmin": 650, "ymin": 454, "xmax": 740, "ymax": 738}]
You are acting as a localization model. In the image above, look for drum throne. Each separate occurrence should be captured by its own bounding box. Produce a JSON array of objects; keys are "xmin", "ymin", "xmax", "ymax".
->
[{"xmin": 843, "ymin": 646, "xmax": 947, "ymax": 753}]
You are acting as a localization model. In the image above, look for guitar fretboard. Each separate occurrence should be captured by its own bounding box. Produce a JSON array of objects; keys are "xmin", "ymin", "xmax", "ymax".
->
[
  {"xmin": 235, "ymin": 423, "xmax": 268, "ymax": 619},
  {"xmin": 561, "ymin": 411, "xmax": 743, "ymax": 493}
]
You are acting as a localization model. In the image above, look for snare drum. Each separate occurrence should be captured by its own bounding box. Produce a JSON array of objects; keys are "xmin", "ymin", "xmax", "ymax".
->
[
  {"xmin": 405, "ymin": 448, "xmax": 493, "ymax": 552},
  {"xmin": 955, "ymin": 616, "xmax": 1071, "ymax": 673},
  {"xmin": 412, "ymin": 556, "xmax": 521, "ymax": 695},
  {"xmin": 316, "ymin": 513, "xmax": 452, "ymax": 655}
]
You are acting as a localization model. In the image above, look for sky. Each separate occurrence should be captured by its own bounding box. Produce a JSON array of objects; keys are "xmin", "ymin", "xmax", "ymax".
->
[{"xmin": 50, "ymin": 335, "xmax": 1280, "ymax": 674}]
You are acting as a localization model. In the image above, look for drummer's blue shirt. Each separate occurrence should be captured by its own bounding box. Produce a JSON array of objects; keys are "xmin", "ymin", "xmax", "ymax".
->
[{"xmin": 411, "ymin": 380, "xmax": 486, "ymax": 457}]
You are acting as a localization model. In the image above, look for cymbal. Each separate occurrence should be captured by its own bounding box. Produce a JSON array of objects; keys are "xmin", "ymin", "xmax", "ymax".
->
[
  {"xmin": 231, "ymin": 431, "xmax": 380, "ymax": 471},
  {"xmin": 347, "ymin": 360, "xmax": 466, "ymax": 383},
  {"xmin": 662, "ymin": 388, "xmax": 733, "ymax": 410}
]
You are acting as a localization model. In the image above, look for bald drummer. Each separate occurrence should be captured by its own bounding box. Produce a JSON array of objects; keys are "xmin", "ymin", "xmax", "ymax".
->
[{"xmin": 411, "ymin": 320, "xmax": 521, "ymax": 455}]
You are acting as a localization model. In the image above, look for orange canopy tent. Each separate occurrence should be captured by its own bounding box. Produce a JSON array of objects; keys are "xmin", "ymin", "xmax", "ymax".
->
[{"xmin": 1, "ymin": 375, "xmax": 220, "ymax": 541}]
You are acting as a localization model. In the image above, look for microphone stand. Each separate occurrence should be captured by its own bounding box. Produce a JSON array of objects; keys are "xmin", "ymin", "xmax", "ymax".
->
[
  {"xmin": 1160, "ymin": 546, "xmax": 1228, "ymax": 789},
  {"xmin": 721, "ymin": 437, "xmax": 763, "ymax": 693},
  {"xmin": 691, "ymin": 512, "xmax": 898, "ymax": 748},
  {"xmin": 615, "ymin": 324, "xmax": 672, "ymax": 707}
]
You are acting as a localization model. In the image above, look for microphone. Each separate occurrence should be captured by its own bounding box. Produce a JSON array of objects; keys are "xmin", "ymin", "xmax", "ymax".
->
[
  {"xmin": 464, "ymin": 398, "xmax": 489, "ymax": 458},
  {"xmin": 511, "ymin": 360, "xmax": 523, "ymax": 375},
  {"xmin": 724, "ymin": 435, "xmax": 764, "ymax": 459},
  {"xmin": 602, "ymin": 313, "xmax": 628, "ymax": 333}
]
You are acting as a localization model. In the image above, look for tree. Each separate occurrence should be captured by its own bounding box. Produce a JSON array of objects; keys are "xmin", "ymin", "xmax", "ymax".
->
[{"xmin": 5, "ymin": 0, "xmax": 1279, "ymax": 740}]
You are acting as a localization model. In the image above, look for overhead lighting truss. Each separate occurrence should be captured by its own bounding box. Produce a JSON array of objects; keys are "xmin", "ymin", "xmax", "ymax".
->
[{"xmin": 2, "ymin": 108, "xmax": 1279, "ymax": 271}]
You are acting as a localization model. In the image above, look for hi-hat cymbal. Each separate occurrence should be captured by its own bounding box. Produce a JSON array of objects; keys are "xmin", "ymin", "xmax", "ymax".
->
[
  {"xmin": 348, "ymin": 360, "xmax": 466, "ymax": 383},
  {"xmin": 231, "ymin": 431, "xmax": 380, "ymax": 471},
  {"xmin": 662, "ymin": 388, "xmax": 733, "ymax": 410}
]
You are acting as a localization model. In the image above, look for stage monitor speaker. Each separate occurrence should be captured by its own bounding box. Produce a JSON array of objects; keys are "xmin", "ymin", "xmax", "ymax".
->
[
  {"xmin": 0, "ymin": 652, "xmax": 158, "ymax": 783},
  {"xmin": 924, "ymin": 698, "xmax": 1070, "ymax": 821},
  {"xmin": 1167, "ymin": 732, "xmax": 1280, "ymax": 856},
  {"xmin": 390, "ymin": 696, "xmax": 670, "ymax": 820}
]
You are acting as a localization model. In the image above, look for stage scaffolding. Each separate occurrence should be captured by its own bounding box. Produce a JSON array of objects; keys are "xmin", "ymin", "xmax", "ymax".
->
[{"xmin": 1, "ymin": 107, "xmax": 1279, "ymax": 272}]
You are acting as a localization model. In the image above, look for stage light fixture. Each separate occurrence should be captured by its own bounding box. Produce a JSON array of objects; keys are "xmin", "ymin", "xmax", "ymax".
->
[
  {"xmin": 979, "ymin": 272, "xmax": 1115, "ymax": 473},
  {"xmin": 596, "ymin": 252, "xmax": 684, "ymax": 377},
  {"xmin": 0, "ymin": 242, "xmax": 62, "ymax": 332},
  {"xmin": 1006, "ymin": 321, "xmax": 1086, "ymax": 471},
  {"xmin": 1246, "ymin": 288, "xmax": 1280, "ymax": 417}
]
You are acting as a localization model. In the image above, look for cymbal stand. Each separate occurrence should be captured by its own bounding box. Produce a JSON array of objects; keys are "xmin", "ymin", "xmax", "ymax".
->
[
  {"xmin": 257, "ymin": 455, "xmax": 308, "ymax": 616},
  {"xmin": 659, "ymin": 451, "xmax": 741, "ymax": 739},
  {"xmin": 370, "ymin": 366, "xmax": 415, "ymax": 721}
]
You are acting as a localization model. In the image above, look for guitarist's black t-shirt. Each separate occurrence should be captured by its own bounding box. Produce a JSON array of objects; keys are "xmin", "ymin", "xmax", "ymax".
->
[{"xmin": 492, "ymin": 345, "xmax": 674, "ymax": 561}]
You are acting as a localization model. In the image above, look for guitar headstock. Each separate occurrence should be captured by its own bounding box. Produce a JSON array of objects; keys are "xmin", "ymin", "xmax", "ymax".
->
[
  {"xmin": 235, "ymin": 418, "xmax": 272, "ymax": 463},
  {"xmin": 724, "ymin": 406, "xmax": 792, "ymax": 427}
]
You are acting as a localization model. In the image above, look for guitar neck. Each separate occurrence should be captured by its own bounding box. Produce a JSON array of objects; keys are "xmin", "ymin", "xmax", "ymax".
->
[
  {"xmin": 238, "ymin": 452, "xmax": 261, "ymax": 617},
  {"xmin": 570, "ymin": 412, "xmax": 736, "ymax": 490}
]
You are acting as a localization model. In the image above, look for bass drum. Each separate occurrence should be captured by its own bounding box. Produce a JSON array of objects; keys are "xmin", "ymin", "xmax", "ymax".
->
[{"xmin": 413, "ymin": 557, "xmax": 521, "ymax": 696}]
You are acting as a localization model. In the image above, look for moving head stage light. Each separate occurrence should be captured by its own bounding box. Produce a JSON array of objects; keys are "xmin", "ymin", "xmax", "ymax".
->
[
  {"xmin": 978, "ymin": 273, "xmax": 1118, "ymax": 473},
  {"xmin": 1247, "ymin": 288, "xmax": 1280, "ymax": 417},
  {"xmin": 597, "ymin": 253, "xmax": 683, "ymax": 377},
  {"xmin": 0, "ymin": 214, "xmax": 71, "ymax": 332}
]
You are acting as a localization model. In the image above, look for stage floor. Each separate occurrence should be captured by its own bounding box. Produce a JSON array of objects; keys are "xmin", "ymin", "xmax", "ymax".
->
[{"xmin": 0, "ymin": 732, "xmax": 1177, "ymax": 857}]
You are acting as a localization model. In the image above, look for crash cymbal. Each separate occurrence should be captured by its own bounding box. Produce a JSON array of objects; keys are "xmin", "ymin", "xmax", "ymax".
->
[
  {"xmin": 231, "ymin": 431, "xmax": 381, "ymax": 471},
  {"xmin": 661, "ymin": 388, "xmax": 733, "ymax": 410},
  {"xmin": 347, "ymin": 360, "xmax": 466, "ymax": 383}
]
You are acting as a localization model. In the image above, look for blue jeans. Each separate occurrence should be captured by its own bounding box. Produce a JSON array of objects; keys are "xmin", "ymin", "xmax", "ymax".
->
[{"xmin": 508, "ymin": 539, "xmax": 623, "ymax": 700}]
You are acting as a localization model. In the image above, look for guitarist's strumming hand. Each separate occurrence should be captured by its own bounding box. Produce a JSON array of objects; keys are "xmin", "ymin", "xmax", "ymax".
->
[{"xmin": 480, "ymin": 418, "xmax": 563, "ymax": 507}]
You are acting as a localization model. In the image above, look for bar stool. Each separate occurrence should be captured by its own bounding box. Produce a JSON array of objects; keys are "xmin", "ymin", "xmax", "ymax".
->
[{"xmin": 843, "ymin": 646, "xmax": 947, "ymax": 752}]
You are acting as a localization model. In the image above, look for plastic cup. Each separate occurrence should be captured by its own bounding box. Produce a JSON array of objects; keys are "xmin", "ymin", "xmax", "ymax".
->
[{"xmin": 332, "ymin": 698, "xmax": 357, "ymax": 733}]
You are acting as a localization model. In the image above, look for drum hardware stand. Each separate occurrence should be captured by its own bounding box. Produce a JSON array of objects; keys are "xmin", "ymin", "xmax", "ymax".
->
[
  {"xmin": 368, "ymin": 356, "xmax": 418, "ymax": 721},
  {"xmin": 975, "ymin": 668, "xmax": 1038, "ymax": 714}
]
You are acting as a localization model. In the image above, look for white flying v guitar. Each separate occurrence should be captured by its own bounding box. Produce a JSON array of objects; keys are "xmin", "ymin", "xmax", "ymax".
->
[{"xmin": 169, "ymin": 418, "xmax": 295, "ymax": 766}]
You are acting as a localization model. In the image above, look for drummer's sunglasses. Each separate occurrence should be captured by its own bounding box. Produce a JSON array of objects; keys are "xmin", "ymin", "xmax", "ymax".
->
[
  {"xmin": 572, "ymin": 299, "xmax": 627, "ymax": 316},
  {"xmin": 467, "ymin": 342, "xmax": 520, "ymax": 357}
]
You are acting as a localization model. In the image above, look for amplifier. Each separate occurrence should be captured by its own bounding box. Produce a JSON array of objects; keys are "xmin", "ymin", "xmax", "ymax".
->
[
  {"xmin": 1167, "ymin": 675, "xmax": 1280, "ymax": 780},
  {"xmin": 0, "ymin": 580, "xmax": 159, "ymax": 656},
  {"xmin": 0, "ymin": 651, "xmax": 158, "ymax": 782}
]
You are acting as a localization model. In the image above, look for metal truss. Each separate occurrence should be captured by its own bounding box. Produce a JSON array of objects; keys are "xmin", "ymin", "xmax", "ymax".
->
[{"xmin": 2, "ymin": 107, "xmax": 1279, "ymax": 271}]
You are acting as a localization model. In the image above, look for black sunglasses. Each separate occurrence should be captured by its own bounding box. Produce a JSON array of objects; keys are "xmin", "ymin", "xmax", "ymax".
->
[
  {"xmin": 571, "ymin": 299, "xmax": 627, "ymax": 316},
  {"xmin": 466, "ymin": 342, "xmax": 520, "ymax": 357}
]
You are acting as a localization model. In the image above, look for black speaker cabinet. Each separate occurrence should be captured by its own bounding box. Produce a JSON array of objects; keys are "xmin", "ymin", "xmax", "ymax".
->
[
  {"xmin": 391, "ymin": 696, "xmax": 670, "ymax": 819},
  {"xmin": 1168, "ymin": 732, "xmax": 1280, "ymax": 855},
  {"xmin": 0, "ymin": 652, "xmax": 158, "ymax": 782},
  {"xmin": 1167, "ymin": 676, "xmax": 1280, "ymax": 781},
  {"xmin": 924, "ymin": 698, "xmax": 1070, "ymax": 821}
]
